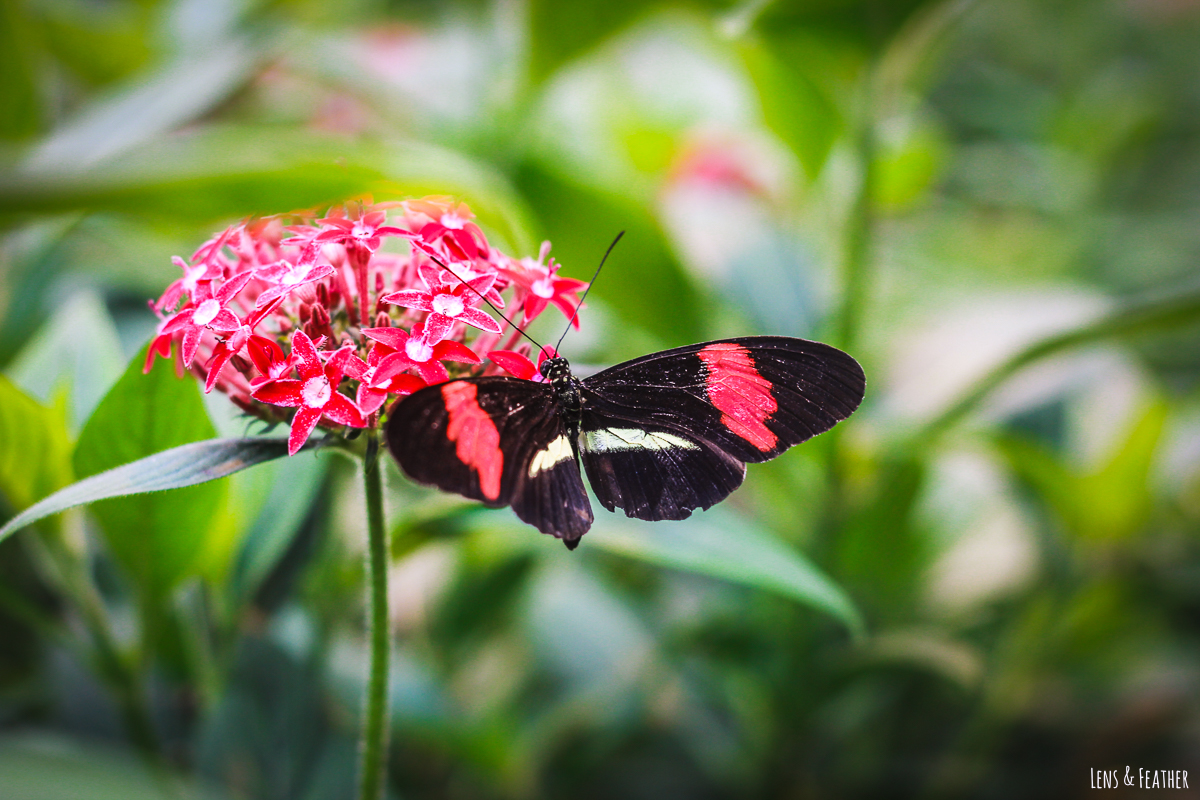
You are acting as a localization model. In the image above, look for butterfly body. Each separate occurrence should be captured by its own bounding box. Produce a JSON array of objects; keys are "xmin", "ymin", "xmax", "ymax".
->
[{"xmin": 386, "ymin": 337, "xmax": 864, "ymax": 549}]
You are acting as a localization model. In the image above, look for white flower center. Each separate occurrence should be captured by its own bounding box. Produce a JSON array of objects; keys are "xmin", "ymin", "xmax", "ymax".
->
[
  {"xmin": 440, "ymin": 213, "xmax": 466, "ymax": 230},
  {"xmin": 405, "ymin": 337, "xmax": 434, "ymax": 363},
  {"xmin": 532, "ymin": 276, "xmax": 555, "ymax": 298},
  {"xmin": 301, "ymin": 375, "xmax": 331, "ymax": 408},
  {"xmin": 352, "ymin": 221, "xmax": 372, "ymax": 240},
  {"xmin": 282, "ymin": 263, "xmax": 308, "ymax": 286},
  {"xmin": 183, "ymin": 265, "xmax": 205, "ymax": 293},
  {"xmin": 431, "ymin": 293, "xmax": 464, "ymax": 318},
  {"xmin": 193, "ymin": 299, "xmax": 220, "ymax": 326},
  {"xmin": 366, "ymin": 367, "xmax": 389, "ymax": 389}
]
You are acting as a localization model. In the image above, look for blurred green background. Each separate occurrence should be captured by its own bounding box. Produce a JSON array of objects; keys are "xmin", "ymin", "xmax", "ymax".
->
[{"xmin": 3, "ymin": 0, "xmax": 1200, "ymax": 797}]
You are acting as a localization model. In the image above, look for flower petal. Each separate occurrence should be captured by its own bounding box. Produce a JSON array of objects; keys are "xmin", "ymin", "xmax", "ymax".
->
[
  {"xmin": 371, "ymin": 352, "xmax": 415, "ymax": 386},
  {"xmin": 356, "ymin": 385, "xmax": 388, "ymax": 415},
  {"xmin": 181, "ymin": 326, "xmax": 203, "ymax": 366},
  {"xmin": 522, "ymin": 294, "xmax": 549, "ymax": 322},
  {"xmin": 422, "ymin": 313, "xmax": 454, "ymax": 344},
  {"xmin": 144, "ymin": 333, "xmax": 173, "ymax": 373},
  {"xmin": 380, "ymin": 290, "xmax": 433, "ymax": 312},
  {"xmin": 415, "ymin": 360, "xmax": 449, "ymax": 384},
  {"xmin": 252, "ymin": 379, "xmax": 304, "ymax": 407},
  {"xmin": 323, "ymin": 344, "xmax": 357, "ymax": 376},
  {"xmin": 383, "ymin": 374, "xmax": 427, "ymax": 396},
  {"xmin": 208, "ymin": 309, "xmax": 242, "ymax": 333},
  {"xmin": 489, "ymin": 350, "xmax": 536, "ymax": 380},
  {"xmin": 551, "ymin": 294, "xmax": 582, "ymax": 327},
  {"xmin": 290, "ymin": 330, "xmax": 322, "ymax": 378},
  {"xmin": 457, "ymin": 306, "xmax": 502, "ymax": 334},
  {"xmin": 361, "ymin": 327, "xmax": 409, "ymax": 349},
  {"xmin": 322, "ymin": 392, "xmax": 366, "ymax": 427},
  {"xmin": 204, "ymin": 342, "xmax": 237, "ymax": 393},
  {"xmin": 288, "ymin": 407, "xmax": 323, "ymax": 455},
  {"xmin": 247, "ymin": 335, "xmax": 286, "ymax": 377},
  {"xmin": 433, "ymin": 339, "xmax": 482, "ymax": 364},
  {"xmin": 215, "ymin": 270, "xmax": 253, "ymax": 305}
]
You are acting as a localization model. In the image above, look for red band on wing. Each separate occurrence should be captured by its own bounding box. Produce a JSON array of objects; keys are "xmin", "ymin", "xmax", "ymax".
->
[
  {"xmin": 698, "ymin": 343, "xmax": 778, "ymax": 452},
  {"xmin": 442, "ymin": 382, "xmax": 503, "ymax": 500}
]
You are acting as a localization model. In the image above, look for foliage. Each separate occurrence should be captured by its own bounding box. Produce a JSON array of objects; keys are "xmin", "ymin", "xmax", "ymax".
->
[{"xmin": 2, "ymin": 0, "xmax": 1200, "ymax": 798}]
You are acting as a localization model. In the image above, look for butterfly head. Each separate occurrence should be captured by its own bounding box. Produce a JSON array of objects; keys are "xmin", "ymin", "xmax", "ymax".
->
[{"xmin": 539, "ymin": 356, "xmax": 573, "ymax": 387}]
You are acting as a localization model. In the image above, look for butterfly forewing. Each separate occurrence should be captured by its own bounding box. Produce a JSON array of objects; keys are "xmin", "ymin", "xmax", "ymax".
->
[
  {"xmin": 386, "ymin": 377, "xmax": 593, "ymax": 542},
  {"xmin": 581, "ymin": 336, "xmax": 864, "ymax": 463},
  {"xmin": 577, "ymin": 336, "xmax": 864, "ymax": 521}
]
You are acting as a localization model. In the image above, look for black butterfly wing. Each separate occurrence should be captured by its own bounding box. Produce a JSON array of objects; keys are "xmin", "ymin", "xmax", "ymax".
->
[
  {"xmin": 579, "ymin": 336, "xmax": 864, "ymax": 521},
  {"xmin": 577, "ymin": 422, "xmax": 747, "ymax": 521},
  {"xmin": 386, "ymin": 377, "xmax": 594, "ymax": 545}
]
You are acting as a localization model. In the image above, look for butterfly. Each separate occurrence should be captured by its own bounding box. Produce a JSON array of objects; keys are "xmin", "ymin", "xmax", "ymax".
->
[{"xmin": 385, "ymin": 336, "xmax": 864, "ymax": 548}]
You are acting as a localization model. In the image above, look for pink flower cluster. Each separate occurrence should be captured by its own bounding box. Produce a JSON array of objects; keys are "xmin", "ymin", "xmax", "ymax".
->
[{"xmin": 148, "ymin": 197, "xmax": 584, "ymax": 455}]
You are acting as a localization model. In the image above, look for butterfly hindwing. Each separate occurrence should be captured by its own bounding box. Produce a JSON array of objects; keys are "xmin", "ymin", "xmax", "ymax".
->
[
  {"xmin": 578, "ymin": 336, "xmax": 864, "ymax": 521},
  {"xmin": 386, "ymin": 377, "xmax": 593, "ymax": 542},
  {"xmin": 578, "ymin": 421, "xmax": 746, "ymax": 521}
]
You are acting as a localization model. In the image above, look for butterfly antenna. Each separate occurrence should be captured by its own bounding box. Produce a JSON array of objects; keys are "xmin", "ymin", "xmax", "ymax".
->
[
  {"xmin": 555, "ymin": 231, "xmax": 623, "ymax": 353},
  {"xmin": 420, "ymin": 249, "xmax": 546, "ymax": 353}
]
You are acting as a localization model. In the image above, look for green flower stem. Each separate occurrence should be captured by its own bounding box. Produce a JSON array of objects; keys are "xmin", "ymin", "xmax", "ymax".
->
[
  {"xmin": 833, "ymin": 86, "xmax": 877, "ymax": 356},
  {"xmin": 358, "ymin": 433, "xmax": 390, "ymax": 800},
  {"xmin": 821, "ymin": 75, "xmax": 878, "ymax": 555}
]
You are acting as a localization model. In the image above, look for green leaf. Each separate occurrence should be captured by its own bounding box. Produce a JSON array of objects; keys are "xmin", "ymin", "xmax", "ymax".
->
[
  {"xmin": 0, "ymin": 375, "xmax": 73, "ymax": 517},
  {"xmin": 526, "ymin": 0, "xmax": 644, "ymax": 84},
  {"xmin": 1, "ymin": 126, "xmax": 537, "ymax": 249},
  {"xmin": 0, "ymin": 0, "xmax": 42, "ymax": 140},
  {"xmin": 513, "ymin": 161, "xmax": 704, "ymax": 347},
  {"xmin": 996, "ymin": 401, "xmax": 1167, "ymax": 542},
  {"xmin": 585, "ymin": 509, "xmax": 864, "ymax": 638},
  {"xmin": 1, "ymin": 435, "xmax": 296, "ymax": 552},
  {"xmin": 23, "ymin": 40, "xmax": 257, "ymax": 171},
  {"xmin": 71, "ymin": 348, "xmax": 222, "ymax": 598},
  {"xmin": 231, "ymin": 453, "xmax": 328, "ymax": 601},
  {"xmin": 916, "ymin": 280, "xmax": 1200, "ymax": 443},
  {"xmin": 0, "ymin": 734, "xmax": 224, "ymax": 800},
  {"xmin": 873, "ymin": 121, "xmax": 945, "ymax": 210},
  {"xmin": 738, "ymin": 37, "xmax": 842, "ymax": 178},
  {"xmin": 835, "ymin": 455, "xmax": 928, "ymax": 622},
  {"xmin": 6, "ymin": 290, "xmax": 125, "ymax": 432}
]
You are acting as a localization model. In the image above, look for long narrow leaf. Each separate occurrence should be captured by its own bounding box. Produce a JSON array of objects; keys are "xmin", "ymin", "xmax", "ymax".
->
[
  {"xmin": 0, "ymin": 437, "xmax": 299, "ymax": 544},
  {"xmin": 917, "ymin": 279, "xmax": 1200, "ymax": 443},
  {"xmin": 585, "ymin": 511, "xmax": 865, "ymax": 639}
]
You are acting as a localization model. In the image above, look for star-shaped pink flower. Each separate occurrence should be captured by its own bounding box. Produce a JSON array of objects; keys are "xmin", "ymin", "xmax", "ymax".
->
[
  {"xmin": 245, "ymin": 333, "xmax": 295, "ymax": 388},
  {"xmin": 499, "ymin": 242, "xmax": 587, "ymax": 326},
  {"xmin": 361, "ymin": 323, "xmax": 481, "ymax": 387},
  {"xmin": 313, "ymin": 208, "xmax": 411, "ymax": 253},
  {"xmin": 379, "ymin": 262, "xmax": 502, "ymax": 344},
  {"xmin": 253, "ymin": 259, "xmax": 336, "ymax": 309},
  {"xmin": 202, "ymin": 298, "xmax": 284, "ymax": 393},
  {"xmin": 148, "ymin": 270, "xmax": 253, "ymax": 370},
  {"xmin": 341, "ymin": 347, "xmax": 428, "ymax": 416},
  {"xmin": 155, "ymin": 255, "xmax": 224, "ymax": 313},
  {"xmin": 250, "ymin": 331, "xmax": 366, "ymax": 455},
  {"xmin": 405, "ymin": 198, "xmax": 489, "ymax": 261}
]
